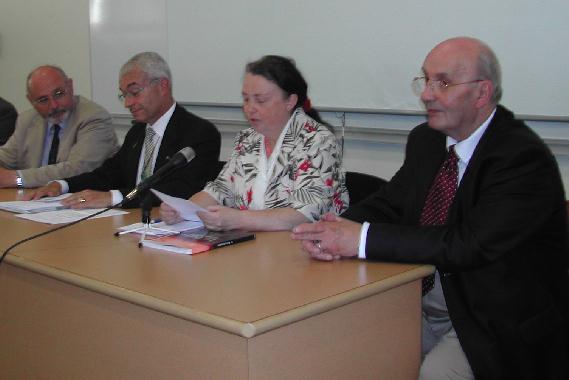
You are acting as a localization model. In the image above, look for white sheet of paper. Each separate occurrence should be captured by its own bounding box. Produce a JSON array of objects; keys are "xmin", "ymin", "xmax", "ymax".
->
[
  {"xmin": 150, "ymin": 188, "xmax": 205, "ymax": 221},
  {"xmin": 15, "ymin": 208, "xmax": 128, "ymax": 224},
  {"xmin": 0, "ymin": 200, "xmax": 66, "ymax": 214},
  {"xmin": 33, "ymin": 193, "xmax": 72, "ymax": 202},
  {"xmin": 0, "ymin": 194, "xmax": 72, "ymax": 214},
  {"xmin": 117, "ymin": 220, "xmax": 203, "ymax": 236}
]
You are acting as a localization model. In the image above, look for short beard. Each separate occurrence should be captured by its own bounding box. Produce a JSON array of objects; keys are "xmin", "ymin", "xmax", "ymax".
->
[{"xmin": 47, "ymin": 109, "xmax": 69, "ymax": 124}]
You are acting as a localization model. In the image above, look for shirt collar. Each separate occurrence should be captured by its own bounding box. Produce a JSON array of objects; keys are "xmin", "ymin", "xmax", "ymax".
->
[
  {"xmin": 49, "ymin": 121, "xmax": 66, "ymax": 131},
  {"xmin": 447, "ymin": 108, "xmax": 496, "ymax": 165},
  {"xmin": 147, "ymin": 102, "xmax": 176, "ymax": 137}
]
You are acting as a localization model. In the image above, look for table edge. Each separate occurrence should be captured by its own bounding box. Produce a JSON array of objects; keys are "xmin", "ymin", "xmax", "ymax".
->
[{"xmin": 6, "ymin": 254, "xmax": 434, "ymax": 338}]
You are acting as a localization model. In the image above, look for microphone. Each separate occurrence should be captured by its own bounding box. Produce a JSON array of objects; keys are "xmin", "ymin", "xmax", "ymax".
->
[{"xmin": 123, "ymin": 146, "xmax": 196, "ymax": 203}]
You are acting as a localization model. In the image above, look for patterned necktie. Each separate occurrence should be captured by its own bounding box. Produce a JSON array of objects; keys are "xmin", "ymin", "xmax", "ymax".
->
[
  {"xmin": 141, "ymin": 127, "xmax": 157, "ymax": 181},
  {"xmin": 47, "ymin": 124, "xmax": 61, "ymax": 165},
  {"xmin": 420, "ymin": 145, "xmax": 459, "ymax": 296}
]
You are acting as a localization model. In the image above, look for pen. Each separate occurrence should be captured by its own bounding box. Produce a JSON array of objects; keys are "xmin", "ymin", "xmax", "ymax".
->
[{"xmin": 114, "ymin": 229, "xmax": 132, "ymax": 236}]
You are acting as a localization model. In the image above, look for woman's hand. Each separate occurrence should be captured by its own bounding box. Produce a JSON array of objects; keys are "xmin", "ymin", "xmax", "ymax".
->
[{"xmin": 197, "ymin": 205, "xmax": 243, "ymax": 231}]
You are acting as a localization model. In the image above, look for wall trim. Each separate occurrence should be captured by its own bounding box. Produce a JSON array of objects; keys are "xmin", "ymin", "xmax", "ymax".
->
[{"xmin": 111, "ymin": 113, "xmax": 569, "ymax": 156}]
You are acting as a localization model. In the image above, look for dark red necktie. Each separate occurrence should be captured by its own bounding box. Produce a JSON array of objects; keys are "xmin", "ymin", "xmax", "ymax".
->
[{"xmin": 420, "ymin": 145, "xmax": 459, "ymax": 296}]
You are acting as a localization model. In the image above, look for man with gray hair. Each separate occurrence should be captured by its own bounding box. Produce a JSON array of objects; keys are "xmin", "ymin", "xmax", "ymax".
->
[
  {"xmin": 0, "ymin": 65, "xmax": 119, "ymax": 187},
  {"xmin": 30, "ymin": 52, "xmax": 221, "ymax": 208},
  {"xmin": 292, "ymin": 37, "xmax": 568, "ymax": 379}
]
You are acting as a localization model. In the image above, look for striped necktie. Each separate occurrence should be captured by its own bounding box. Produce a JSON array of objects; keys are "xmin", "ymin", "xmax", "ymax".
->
[
  {"xmin": 141, "ymin": 127, "xmax": 157, "ymax": 181},
  {"xmin": 420, "ymin": 145, "xmax": 459, "ymax": 296}
]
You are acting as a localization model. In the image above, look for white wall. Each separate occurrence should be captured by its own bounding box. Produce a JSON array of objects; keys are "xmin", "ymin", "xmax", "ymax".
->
[
  {"xmin": 0, "ymin": 0, "xmax": 91, "ymax": 112},
  {"xmin": 1, "ymin": 0, "xmax": 567, "ymax": 193}
]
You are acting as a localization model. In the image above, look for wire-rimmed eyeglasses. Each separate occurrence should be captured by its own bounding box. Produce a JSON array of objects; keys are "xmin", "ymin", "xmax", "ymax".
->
[
  {"xmin": 412, "ymin": 76, "xmax": 483, "ymax": 96},
  {"xmin": 32, "ymin": 88, "xmax": 69, "ymax": 106}
]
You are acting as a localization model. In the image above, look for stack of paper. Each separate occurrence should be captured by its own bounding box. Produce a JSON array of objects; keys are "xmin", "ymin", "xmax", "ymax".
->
[{"xmin": 0, "ymin": 194, "xmax": 128, "ymax": 224}]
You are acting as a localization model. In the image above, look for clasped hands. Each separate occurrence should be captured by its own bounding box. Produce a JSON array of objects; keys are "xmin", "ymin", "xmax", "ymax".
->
[{"xmin": 291, "ymin": 213, "xmax": 361, "ymax": 261}]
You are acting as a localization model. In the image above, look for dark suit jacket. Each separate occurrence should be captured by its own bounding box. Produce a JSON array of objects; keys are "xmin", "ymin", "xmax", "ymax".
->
[
  {"xmin": 66, "ymin": 105, "xmax": 221, "ymax": 208},
  {"xmin": 343, "ymin": 105, "xmax": 569, "ymax": 379},
  {"xmin": 0, "ymin": 96, "xmax": 17, "ymax": 146}
]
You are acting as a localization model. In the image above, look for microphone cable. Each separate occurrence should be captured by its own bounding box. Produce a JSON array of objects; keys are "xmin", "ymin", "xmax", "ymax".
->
[
  {"xmin": 0, "ymin": 201, "xmax": 122, "ymax": 267},
  {"xmin": 0, "ymin": 147, "xmax": 195, "ymax": 267}
]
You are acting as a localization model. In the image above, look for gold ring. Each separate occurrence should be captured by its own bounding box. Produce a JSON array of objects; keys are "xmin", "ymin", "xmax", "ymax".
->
[
  {"xmin": 316, "ymin": 241, "xmax": 322, "ymax": 250},
  {"xmin": 79, "ymin": 198, "xmax": 86, "ymax": 203}
]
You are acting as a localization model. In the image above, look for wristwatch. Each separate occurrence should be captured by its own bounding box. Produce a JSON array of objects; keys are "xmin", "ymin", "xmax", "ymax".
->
[{"xmin": 15, "ymin": 174, "xmax": 23, "ymax": 188}]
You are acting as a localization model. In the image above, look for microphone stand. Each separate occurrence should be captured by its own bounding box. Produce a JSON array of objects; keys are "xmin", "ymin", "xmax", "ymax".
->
[{"xmin": 114, "ymin": 191, "xmax": 176, "ymax": 242}]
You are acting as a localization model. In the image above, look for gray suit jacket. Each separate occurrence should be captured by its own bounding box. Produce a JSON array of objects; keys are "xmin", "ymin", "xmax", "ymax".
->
[{"xmin": 0, "ymin": 95, "xmax": 119, "ymax": 187}]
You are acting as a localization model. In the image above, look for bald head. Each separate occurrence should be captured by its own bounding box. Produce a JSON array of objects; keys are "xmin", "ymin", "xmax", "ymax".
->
[
  {"xmin": 26, "ymin": 65, "xmax": 75, "ymax": 123},
  {"xmin": 428, "ymin": 37, "xmax": 502, "ymax": 103},
  {"xmin": 27, "ymin": 65, "xmax": 68, "ymax": 94}
]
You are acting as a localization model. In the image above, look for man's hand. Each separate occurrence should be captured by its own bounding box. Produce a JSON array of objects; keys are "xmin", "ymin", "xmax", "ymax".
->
[
  {"xmin": 291, "ymin": 213, "xmax": 361, "ymax": 261},
  {"xmin": 60, "ymin": 190, "xmax": 113, "ymax": 209},
  {"xmin": 24, "ymin": 181, "xmax": 63, "ymax": 200}
]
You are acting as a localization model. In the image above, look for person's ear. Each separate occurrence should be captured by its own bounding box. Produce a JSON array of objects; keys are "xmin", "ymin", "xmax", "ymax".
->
[
  {"xmin": 286, "ymin": 94, "xmax": 298, "ymax": 111},
  {"xmin": 475, "ymin": 80, "xmax": 493, "ymax": 108}
]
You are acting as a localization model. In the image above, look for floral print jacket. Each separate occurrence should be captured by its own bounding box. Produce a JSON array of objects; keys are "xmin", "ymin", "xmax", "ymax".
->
[{"xmin": 204, "ymin": 109, "xmax": 349, "ymax": 221}]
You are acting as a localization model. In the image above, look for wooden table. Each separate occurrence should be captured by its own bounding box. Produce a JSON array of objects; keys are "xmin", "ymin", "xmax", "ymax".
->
[{"xmin": 0, "ymin": 189, "xmax": 433, "ymax": 379}]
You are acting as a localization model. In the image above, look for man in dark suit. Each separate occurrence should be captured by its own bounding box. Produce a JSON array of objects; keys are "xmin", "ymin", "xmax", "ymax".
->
[
  {"xmin": 0, "ymin": 96, "xmax": 17, "ymax": 146},
  {"xmin": 292, "ymin": 37, "xmax": 569, "ymax": 379},
  {"xmin": 30, "ymin": 52, "xmax": 220, "ymax": 208}
]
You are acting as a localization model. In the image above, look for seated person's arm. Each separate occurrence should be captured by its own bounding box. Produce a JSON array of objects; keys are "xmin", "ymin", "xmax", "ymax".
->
[
  {"xmin": 160, "ymin": 190, "xmax": 309, "ymax": 231},
  {"xmin": 197, "ymin": 204, "xmax": 309, "ymax": 232}
]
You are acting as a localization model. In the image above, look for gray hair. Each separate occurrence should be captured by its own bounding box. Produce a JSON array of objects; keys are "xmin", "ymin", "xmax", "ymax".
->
[
  {"xmin": 26, "ymin": 65, "xmax": 68, "ymax": 94},
  {"xmin": 476, "ymin": 41, "xmax": 502, "ymax": 104},
  {"xmin": 119, "ymin": 52, "xmax": 172, "ymax": 84}
]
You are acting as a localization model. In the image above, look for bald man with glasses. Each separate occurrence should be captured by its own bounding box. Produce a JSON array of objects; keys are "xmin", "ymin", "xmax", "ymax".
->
[
  {"xmin": 0, "ymin": 65, "xmax": 119, "ymax": 188},
  {"xmin": 292, "ymin": 37, "xmax": 568, "ymax": 379}
]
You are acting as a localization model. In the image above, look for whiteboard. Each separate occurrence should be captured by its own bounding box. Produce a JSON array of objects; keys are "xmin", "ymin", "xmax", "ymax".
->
[{"xmin": 92, "ymin": 0, "xmax": 569, "ymax": 118}]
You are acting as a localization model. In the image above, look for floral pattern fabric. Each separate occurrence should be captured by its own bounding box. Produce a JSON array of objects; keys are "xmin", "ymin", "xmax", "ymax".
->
[{"xmin": 204, "ymin": 109, "xmax": 349, "ymax": 221}]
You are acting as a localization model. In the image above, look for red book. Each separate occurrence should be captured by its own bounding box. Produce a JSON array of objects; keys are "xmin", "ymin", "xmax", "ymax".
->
[{"xmin": 140, "ymin": 227, "xmax": 255, "ymax": 255}]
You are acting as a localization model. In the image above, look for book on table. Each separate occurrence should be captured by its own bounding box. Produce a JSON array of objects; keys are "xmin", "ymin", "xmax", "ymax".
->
[{"xmin": 140, "ymin": 227, "xmax": 255, "ymax": 255}]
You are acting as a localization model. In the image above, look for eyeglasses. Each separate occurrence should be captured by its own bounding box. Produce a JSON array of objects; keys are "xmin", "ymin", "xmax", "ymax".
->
[
  {"xmin": 412, "ymin": 76, "xmax": 483, "ymax": 96},
  {"xmin": 33, "ymin": 88, "xmax": 68, "ymax": 106},
  {"xmin": 118, "ymin": 79, "xmax": 159, "ymax": 102}
]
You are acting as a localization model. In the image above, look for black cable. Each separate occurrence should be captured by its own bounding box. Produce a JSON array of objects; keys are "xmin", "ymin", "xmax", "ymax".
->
[{"xmin": 0, "ymin": 201, "xmax": 122, "ymax": 267}]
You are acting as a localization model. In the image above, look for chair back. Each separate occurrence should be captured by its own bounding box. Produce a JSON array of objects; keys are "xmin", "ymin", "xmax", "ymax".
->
[
  {"xmin": 345, "ymin": 171, "xmax": 387, "ymax": 206},
  {"xmin": 209, "ymin": 161, "xmax": 226, "ymax": 181}
]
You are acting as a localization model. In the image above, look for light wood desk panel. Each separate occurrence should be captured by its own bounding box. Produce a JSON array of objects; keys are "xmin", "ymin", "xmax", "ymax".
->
[{"xmin": 0, "ymin": 189, "xmax": 433, "ymax": 379}]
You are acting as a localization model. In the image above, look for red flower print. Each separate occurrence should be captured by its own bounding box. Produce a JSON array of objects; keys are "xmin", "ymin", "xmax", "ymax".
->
[
  {"xmin": 325, "ymin": 178, "xmax": 333, "ymax": 187},
  {"xmin": 333, "ymin": 191, "xmax": 344, "ymax": 209},
  {"xmin": 303, "ymin": 121, "xmax": 317, "ymax": 132},
  {"xmin": 247, "ymin": 188, "xmax": 253, "ymax": 204},
  {"xmin": 298, "ymin": 159, "xmax": 311, "ymax": 172},
  {"xmin": 230, "ymin": 175, "xmax": 235, "ymax": 183},
  {"xmin": 239, "ymin": 205, "xmax": 248, "ymax": 210}
]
